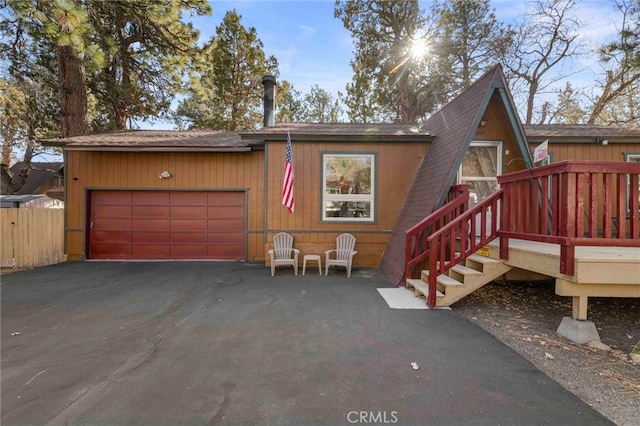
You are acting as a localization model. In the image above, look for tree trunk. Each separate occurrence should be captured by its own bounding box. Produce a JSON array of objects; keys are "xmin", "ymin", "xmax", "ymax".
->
[
  {"xmin": 58, "ymin": 45, "xmax": 88, "ymax": 137},
  {"xmin": 525, "ymin": 81, "xmax": 538, "ymax": 125},
  {"xmin": 1, "ymin": 128, "xmax": 14, "ymax": 166},
  {"xmin": 0, "ymin": 164, "xmax": 13, "ymax": 195}
]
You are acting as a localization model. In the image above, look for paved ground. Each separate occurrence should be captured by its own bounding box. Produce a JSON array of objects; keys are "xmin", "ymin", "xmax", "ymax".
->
[{"xmin": 1, "ymin": 262, "xmax": 613, "ymax": 425}]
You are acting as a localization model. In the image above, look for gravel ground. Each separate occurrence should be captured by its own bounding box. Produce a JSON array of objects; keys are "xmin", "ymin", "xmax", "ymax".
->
[{"xmin": 454, "ymin": 280, "xmax": 640, "ymax": 426}]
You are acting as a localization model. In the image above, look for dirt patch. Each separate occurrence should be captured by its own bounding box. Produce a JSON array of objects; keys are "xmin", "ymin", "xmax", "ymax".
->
[{"xmin": 454, "ymin": 280, "xmax": 640, "ymax": 426}]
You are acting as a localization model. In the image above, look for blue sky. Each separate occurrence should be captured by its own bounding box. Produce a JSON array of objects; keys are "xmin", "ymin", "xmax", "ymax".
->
[
  {"xmin": 184, "ymin": 0, "xmax": 621, "ymax": 99},
  {"xmin": 195, "ymin": 1, "xmax": 354, "ymax": 100}
]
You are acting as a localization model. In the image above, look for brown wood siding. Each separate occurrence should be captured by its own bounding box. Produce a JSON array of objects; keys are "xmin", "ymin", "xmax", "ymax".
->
[
  {"xmin": 64, "ymin": 143, "xmax": 428, "ymax": 266},
  {"xmin": 64, "ymin": 151, "xmax": 264, "ymax": 261},
  {"xmin": 476, "ymin": 94, "xmax": 530, "ymax": 175},
  {"xmin": 265, "ymin": 141, "xmax": 429, "ymax": 266},
  {"xmin": 539, "ymin": 142, "xmax": 637, "ymax": 163}
]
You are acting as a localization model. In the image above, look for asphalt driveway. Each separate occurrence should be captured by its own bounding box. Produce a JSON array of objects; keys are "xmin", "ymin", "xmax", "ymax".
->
[{"xmin": 1, "ymin": 262, "xmax": 612, "ymax": 425}]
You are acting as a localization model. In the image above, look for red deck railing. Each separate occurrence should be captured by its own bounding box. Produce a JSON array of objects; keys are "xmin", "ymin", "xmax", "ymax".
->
[
  {"xmin": 405, "ymin": 160, "xmax": 640, "ymax": 307},
  {"xmin": 498, "ymin": 160, "xmax": 640, "ymax": 275}
]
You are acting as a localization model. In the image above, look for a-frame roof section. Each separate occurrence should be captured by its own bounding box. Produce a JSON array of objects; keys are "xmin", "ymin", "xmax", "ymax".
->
[{"xmin": 379, "ymin": 64, "xmax": 531, "ymax": 285}]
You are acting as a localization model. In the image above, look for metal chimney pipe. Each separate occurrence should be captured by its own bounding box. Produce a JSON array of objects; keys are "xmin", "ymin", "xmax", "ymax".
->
[{"xmin": 262, "ymin": 75, "xmax": 276, "ymax": 127}]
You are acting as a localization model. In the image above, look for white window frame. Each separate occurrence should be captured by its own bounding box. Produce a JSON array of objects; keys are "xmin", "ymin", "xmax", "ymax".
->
[
  {"xmin": 624, "ymin": 152, "xmax": 640, "ymax": 213},
  {"xmin": 457, "ymin": 141, "xmax": 503, "ymax": 204},
  {"xmin": 322, "ymin": 153, "xmax": 375, "ymax": 222}
]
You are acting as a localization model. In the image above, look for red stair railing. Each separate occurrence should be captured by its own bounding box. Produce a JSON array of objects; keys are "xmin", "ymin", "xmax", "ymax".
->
[
  {"xmin": 405, "ymin": 185, "xmax": 503, "ymax": 308},
  {"xmin": 405, "ymin": 185, "xmax": 469, "ymax": 282}
]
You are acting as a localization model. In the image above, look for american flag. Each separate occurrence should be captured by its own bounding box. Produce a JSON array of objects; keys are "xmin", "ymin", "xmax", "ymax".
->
[{"xmin": 282, "ymin": 132, "xmax": 294, "ymax": 213}]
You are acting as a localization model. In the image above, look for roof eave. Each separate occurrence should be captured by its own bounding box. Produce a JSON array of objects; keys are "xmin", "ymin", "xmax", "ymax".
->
[
  {"xmin": 61, "ymin": 146, "xmax": 253, "ymax": 152},
  {"xmin": 240, "ymin": 133, "xmax": 433, "ymax": 143}
]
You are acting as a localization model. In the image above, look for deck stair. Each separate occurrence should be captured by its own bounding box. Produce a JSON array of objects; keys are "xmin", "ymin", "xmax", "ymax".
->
[{"xmin": 406, "ymin": 253, "xmax": 512, "ymax": 307}]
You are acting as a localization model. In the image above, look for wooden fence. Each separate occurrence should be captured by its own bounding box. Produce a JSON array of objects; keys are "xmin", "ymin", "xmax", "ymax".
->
[{"xmin": 1, "ymin": 208, "xmax": 65, "ymax": 270}]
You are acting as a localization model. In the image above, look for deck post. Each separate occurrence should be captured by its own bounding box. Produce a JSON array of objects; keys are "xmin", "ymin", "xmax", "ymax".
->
[
  {"xmin": 499, "ymin": 236, "xmax": 509, "ymax": 260},
  {"xmin": 572, "ymin": 295, "xmax": 588, "ymax": 320},
  {"xmin": 559, "ymin": 244, "xmax": 575, "ymax": 275}
]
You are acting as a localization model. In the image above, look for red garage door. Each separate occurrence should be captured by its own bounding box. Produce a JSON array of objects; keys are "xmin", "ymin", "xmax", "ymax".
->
[{"xmin": 88, "ymin": 190, "xmax": 245, "ymax": 260}]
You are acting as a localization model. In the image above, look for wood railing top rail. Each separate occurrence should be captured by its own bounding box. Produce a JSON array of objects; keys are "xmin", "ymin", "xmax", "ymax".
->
[
  {"xmin": 405, "ymin": 185, "xmax": 469, "ymax": 237},
  {"xmin": 498, "ymin": 160, "xmax": 640, "ymax": 184}
]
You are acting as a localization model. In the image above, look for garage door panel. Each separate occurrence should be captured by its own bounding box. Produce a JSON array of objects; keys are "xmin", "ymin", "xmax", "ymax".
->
[
  {"xmin": 132, "ymin": 206, "xmax": 170, "ymax": 218},
  {"xmin": 170, "ymin": 245, "xmax": 208, "ymax": 258},
  {"xmin": 93, "ymin": 206, "xmax": 132, "ymax": 218},
  {"xmin": 208, "ymin": 192, "xmax": 244, "ymax": 206},
  {"xmin": 171, "ymin": 232, "xmax": 207, "ymax": 244},
  {"xmin": 170, "ymin": 219, "xmax": 206, "ymax": 231},
  {"xmin": 172, "ymin": 192, "xmax": 207, "ymax": 205},
  {"xmin": 93, "ymin": 218, "xmax": 131, "ymax": 231},
  {"xmin": 132, "ymin": 219, "xmax": 169, "ymax": 231},
  {"xmin": 132, "ymin": 232, "xmax": 170, "ymax": 243},
  {"xmin": 91, "ymin": 231, "xmax": 131, "ymax": 243},
  {"xmin": 170, "ymin": 206, "xmax": 207, "ymax": 219},
  {"xmin": 208, "ymin": 206, "xmax": 244, "ymax": 219},
  {"xmin": 132, "ymin": 244, "xmax": 170, "ymax": 258},
  {"xmin": 90, "ymin": 190, "xmax": 245, "ymax": 260},
  {"xmin": 209, "ymin": 245, "xmax": 244, "ymax": 258},
  {"xmin": 91, "ymin": 243, "xmax": 132, "ymax": 257},
  {"xmin": 93, "ymin": 191, "xmax": 131, "ymax": 205},
  {"xmin": 208, "ymin": 218, "xmax": 244, "ymax": 230},
  {"xmin": 207, "ymin": 231, "xmax": 244, "ymax": 244},
  {"xmin": 132, "ymin": 192, "xmax": 170, "ymax": 205}
]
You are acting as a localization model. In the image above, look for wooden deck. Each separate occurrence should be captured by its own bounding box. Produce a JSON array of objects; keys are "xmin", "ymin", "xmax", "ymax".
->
[
  {"xmin": 403, "ymin": 161, "xmax": 640, "ymax": 320},
  {"xmin": 485, "ymin": 238, "xmax": 640, "ymax": 319}
]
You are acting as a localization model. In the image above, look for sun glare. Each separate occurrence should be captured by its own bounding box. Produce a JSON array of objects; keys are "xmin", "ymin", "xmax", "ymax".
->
[{"xmin": 409, "ymin": 38, "xmax": 429, "ymax": 60}]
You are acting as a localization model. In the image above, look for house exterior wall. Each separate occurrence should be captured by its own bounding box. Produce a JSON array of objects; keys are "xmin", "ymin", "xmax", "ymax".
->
[
  {"xmin": 476, "ymin": 94, "xmax": 529, "ymax": 175},
  {"xmin": 64, "ymin": 150, "xmax": 265, "ymax": 261},
  {"xmin": 265, "ymin": 141, "xmax": 429, "ymax": 267},
  {"xmin": 63, "ymin": 142, "xmax": 428, "ymax": 266},
  {"xmin": 538, "ymin": 141, "xmax": 639, "ymax": 163}
]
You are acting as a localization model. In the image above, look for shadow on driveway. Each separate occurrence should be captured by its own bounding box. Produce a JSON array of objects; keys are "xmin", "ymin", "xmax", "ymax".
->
[{"xmin": 1, "ymin": 262, "xmax": 612, "ymax": 425}]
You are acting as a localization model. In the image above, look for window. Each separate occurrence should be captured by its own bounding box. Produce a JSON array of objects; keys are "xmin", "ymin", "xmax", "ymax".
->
[
  {"xmin": 458, "ymin": 141, "xmax": 502, "ymax": 205},
  {"xmin": 624, "ymin": 153, "xmax": 640, "ymax": 213},
  {"xmin": 322, "ymin": 154, "xmax": 375, "ymax": 222}
]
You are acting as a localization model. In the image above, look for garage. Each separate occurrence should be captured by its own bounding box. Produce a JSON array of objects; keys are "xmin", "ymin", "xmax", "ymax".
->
[{"xmin": 88, "ymin": 190, "xmax": 245, "ymax": 260}]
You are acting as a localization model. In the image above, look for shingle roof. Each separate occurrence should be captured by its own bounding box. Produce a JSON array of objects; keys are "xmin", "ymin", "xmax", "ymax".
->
[
  {"xmin": 243, "ymin": 122, "xmax": 432, "ymax": 141},
  {"xmin": 379, "ymin": 64, "xmax": 508, "ymax": 285},
  {"xmin": 42, "ymin": 130, "xmax": 250, "ymax": 148},
  {"xmin": 9, "ymin": 162, "xmax": 63, "ymax": 195},
  {"xmin": 42, "ymin": 124, "xmax": 433, "ymax": 148},
  {"xmin": 524, "ymin": 124, "xmax": 640, "ymax": 140}
]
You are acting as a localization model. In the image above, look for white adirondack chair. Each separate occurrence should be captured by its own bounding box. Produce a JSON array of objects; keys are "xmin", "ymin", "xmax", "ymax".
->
[
  {"xmin": 268, "ymin": 232, "xmax": 300, "ymax": 276},
  {"xmin": 324, "ymin": 233, "xmax": 357, "ymax": 277}
]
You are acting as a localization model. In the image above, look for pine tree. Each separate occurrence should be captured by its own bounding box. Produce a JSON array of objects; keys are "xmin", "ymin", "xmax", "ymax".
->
[{"xmin": 175, "ymin": 10, "xmax": 279, "ymax": 130}]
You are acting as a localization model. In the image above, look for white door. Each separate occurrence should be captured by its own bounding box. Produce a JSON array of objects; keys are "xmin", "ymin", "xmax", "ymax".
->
[{"xmin": 458, "ymin": 141, "xmax": 503, "ymax": 235}]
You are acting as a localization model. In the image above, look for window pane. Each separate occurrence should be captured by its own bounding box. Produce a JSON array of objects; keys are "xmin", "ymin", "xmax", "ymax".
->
[
  {"xmin": 461, "ymin": 180, "xmax": 498, "ymax": 205},
  {"xmin": 462, "ymin": 146, "xmax": 498, "ymax": 177},
  {"xmin": 325, "ymin": 156, "xmax": 372, "ymax": 195},
  {"xmin": 626, "ymin": 154, "xmax": 640, "ymax": 211},
  {"xmin": 324, "ymin": 201, "xmax": 371, "ymax": 219}
]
